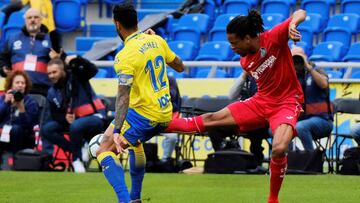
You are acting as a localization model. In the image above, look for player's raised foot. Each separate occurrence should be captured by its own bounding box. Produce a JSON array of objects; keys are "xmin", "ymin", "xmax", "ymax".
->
[
  {"xmin": 129, "ymin": 199, "xmax": 141, "ymax": 203},
  {"xmin": 72, "ymin": 158, "xmax": 86, "ymax": 173},
  {"xmin": 268, "ymin": 197, "xmax": 279, "ymax": 203}
]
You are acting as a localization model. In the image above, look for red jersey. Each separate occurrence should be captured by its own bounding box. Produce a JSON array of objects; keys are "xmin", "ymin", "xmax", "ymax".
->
[{"xmin": 240, "ymin": 18, "xmax": 304, "ymax": 103}]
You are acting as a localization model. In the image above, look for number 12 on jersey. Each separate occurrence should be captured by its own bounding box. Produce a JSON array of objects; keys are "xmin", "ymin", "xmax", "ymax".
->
[{"xmin": 145, "ymin": 55, "xmax": 167, "ymax": 92}]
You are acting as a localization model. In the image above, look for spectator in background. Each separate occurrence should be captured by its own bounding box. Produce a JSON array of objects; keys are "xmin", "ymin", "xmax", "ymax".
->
[
  {"xmin": 41, "ymin": 55, "xmax": 105, "ymax": 173},
  {"xmin": 208, "ymin": 72, "xmax": 270, "ymax": 173},
  {"xmin": 0, "ymin": 8, "xmax": 61, "ymax": 96},
  {"xmin": 0, "ymin": 70, "xmax": 39, "ymax": 159},
  {"xmin": 161, "ymin": 75, "xmax": 182, "ymax": 162},
  {"xmin": 291, "ymin": 46, "xmax": 333, "ymax": 150},
  {"xmin": 350, "ymin": 123, "xmax": 360, "ymax": 145}
]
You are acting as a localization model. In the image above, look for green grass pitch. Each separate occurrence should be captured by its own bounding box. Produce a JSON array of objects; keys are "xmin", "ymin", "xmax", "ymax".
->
[{"xmin": 0, "ymin": 171, "xmax": 359, "ymax": 203}]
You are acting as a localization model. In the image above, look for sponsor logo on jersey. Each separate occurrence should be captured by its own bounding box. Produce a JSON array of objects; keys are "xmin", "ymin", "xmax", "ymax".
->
[{"xmin": 250, "ymin": 55, "xmax": 277, "ymax": 80}]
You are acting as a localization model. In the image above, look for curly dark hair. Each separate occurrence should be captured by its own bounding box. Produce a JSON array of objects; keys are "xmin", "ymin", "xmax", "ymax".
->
[
  {"xmin": 226, "ymin": 10, "xmax": 264, "ymax": 39},
  {"xmin": 4, "ymin": 70, "xmax": 32, "ymax": 94}
]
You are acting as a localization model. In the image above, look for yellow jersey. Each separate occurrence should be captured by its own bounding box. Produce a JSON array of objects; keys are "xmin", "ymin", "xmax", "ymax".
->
[{"xmin": 114, "ymin": 31, "xmax": 176, "ymax": 122}]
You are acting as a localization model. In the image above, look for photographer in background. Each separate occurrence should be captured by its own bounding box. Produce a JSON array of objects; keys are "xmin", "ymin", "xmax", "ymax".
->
[
  {"xmin": 41, "ymin": 54, "xmax": 105, "ymax": 173},
  {"xmin": 291, "ymin": 46, "xmax": 333, "ymax": 150},
  {"xmin": 0, "ymin": 70, "xmax": 39, "ymax": 161}
]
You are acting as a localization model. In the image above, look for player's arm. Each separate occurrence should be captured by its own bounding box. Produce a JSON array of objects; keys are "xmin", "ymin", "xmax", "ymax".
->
[
  {"xmin": 288, "ymin": 9, "xmax": 307, "ymax": 42},
  {"xmin": 113, "ymin": 74, "xmax": 132, "ymax": 152},
  {"xmin": 167, "ymin": 56, "xmax": 185, "ymax": 72}
]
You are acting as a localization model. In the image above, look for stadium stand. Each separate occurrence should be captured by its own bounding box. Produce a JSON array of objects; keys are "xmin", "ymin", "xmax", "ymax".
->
[
  {"xmin": 168, "ymin": 41, "xmax": 198, "ymax": 61},
  {"xmin": 301, "ymin": 0, "xmax": 331, "ymax": 27},
  {"xmin": 309, "ymin": 42, "xmax": 346, "ymax": 62},
  {"xmin": 261, "ymin": 0, "xmax": 291, "ymax": 18},
  {"xmin": 343, "ymin": 42, "xmax": 360, "ymax": 62},
  {"xmin": 297, "ymin": 13, "xmax": 323, "ymax": 36},
  {"xmin": 341, "ymin": 0, "xmax": 360, "ymax": 16},
  {"xmin": 1, "ymin": 11, "xmax": 24, "ymax": 42},
  {"xmin": 262, "ymin": 13, "xmax": 285, "ymax": 30},
  {"xmin": 89, "ymin": 23, "xmax": 117, "ymax": 37},
  {"xmin": 223, "ymin": 0, "xmax": 252, "ymax": 15},
  {"xmin": 209, "ymin": 14, "xmax": 236, "ymax": 41},
  {"xmin": 53, "ymin": 0, "xmax": 84, "ymax": 32}
]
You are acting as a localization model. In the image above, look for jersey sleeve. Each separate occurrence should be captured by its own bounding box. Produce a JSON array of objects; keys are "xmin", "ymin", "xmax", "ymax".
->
[
  {"xmin": 114, "ymin": 52, "xmax": 135, "ymax": 76},
  {"xmin": 267, "ymin": 18, "xmax": 292, "ymax": 45},
  {"xmin": 157, "ymin": 36, "xmax": 176, "ymax": 63}
]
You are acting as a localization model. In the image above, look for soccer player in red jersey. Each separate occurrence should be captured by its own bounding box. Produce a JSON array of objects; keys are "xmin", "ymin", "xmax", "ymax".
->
[{"xmin": 166, "ymin": 9, "xmax": 307, "ymax": 203}]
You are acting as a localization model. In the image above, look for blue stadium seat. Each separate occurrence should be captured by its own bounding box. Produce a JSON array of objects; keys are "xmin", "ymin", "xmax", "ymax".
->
[
  {"xmin": 343, "ymin": 42, "xmax": 360, "ymax": 62},
  {"xmin": 139, "ymin": 0, "xmax": 183, "ymax": 9},
  {"xmin": 195, "ymin": 41, "xmax": 233, "ymax": 61},
  {"xmin": 240, "ymin": 0, "xmax": 258, "ymax": 6},
  {"xmin": 2, "ymin": 11, "xmax": 24, "ymax": 42},
  {"xmin": 172, "ymin": 14, "xmax": 209, "ymax": 48},
  {"xmin": 297, "ymin": 27, "xmax": 314, "ymax": 47},
  {"xmin": 351, "ymin": 71, "xmax": 360, "ymax": 78},
  {"xmin": 323, "ymin": 27, "xmax": 352, "ymax": 48},
  {"xmin": 204, "ymin": 0, "xmax": 216, "ymax": 25},
  {"xmin": 0, "ymin": 0, "xmax": 10, "ymax": 8},
  {"xmin": 176, "ymin": 13, "xmax": 210, "ymax": 34},
  {"xmin": 309, "ymin": 42, "xmax": 345, "ymax": 62},
  {"xmin": 209, "ymin": 14, "xmax": 236, "ymax": 41},
  {"xmin": 173, "ymin": 28, "xmax": 201, "ymax": 48},
  {"xmin": 89, "ymin": 24, "xmax": 117, "ymax": 37},
  {"xmin": 298, "ymin": 13, "xmax": 324, "ymax": 34},
  {"xmin": 168, "ymin": 41, "xmax": 198, "ymax": 61},
  {"xmin": 223, "ymin": 0, "xmax": 251, "ymax": 15},
  {"xmin": 341, "ymin": 0, "xmax": 360, "ymax": 16},
  {"xmin": 326, "ymin": 70, "xmax": 343, "ymax": 79},
  {"xmin": 326, "ymin": 14, "xmax": 359, "ymax": 34},
  {"xmin": 301, "ymin": 0, "xmax": 330, "ymax": 25},
  {"xmin": 262, "ymin": 0, "xmax": 291, "ymax": 17},
  {"xmin": 75, "ymin": 37, "xmax": 107, "ymax": 51},
  {"xmin": 262, "ymin": 13, "xmax": 285, "ymax": 30},
  {"xmin": 54, "ymin": 0, "xmax": 82, "ymax": 32},
  {"xmin": 193, "ymin": 42, "xmax": 233, "ymax": 78}
]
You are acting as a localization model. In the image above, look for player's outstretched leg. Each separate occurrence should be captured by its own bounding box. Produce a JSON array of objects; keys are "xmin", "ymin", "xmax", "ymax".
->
[
  {"xmin": 128, "ymin": 143, "xmax": 146, "ymax": 201},
  {"xmin": 165, "ymin": 115, "xmax": 205, "ymax": 134},
  {"xmin": 97, "ymin": 152, "xmax": 131, "ymax": 203},
  {"xmin": 268, "ymin": 124, "xmax": 293, "ymax": 203}
]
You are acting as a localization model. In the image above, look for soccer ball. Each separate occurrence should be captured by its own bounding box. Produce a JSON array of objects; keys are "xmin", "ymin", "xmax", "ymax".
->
[{"xmin": 88, "ymin": 133, "xmax": 104, "ymax": 159}]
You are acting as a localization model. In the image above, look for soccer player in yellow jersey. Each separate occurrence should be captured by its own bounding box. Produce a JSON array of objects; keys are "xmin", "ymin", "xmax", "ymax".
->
[{"xmin": 96, "ymin": 3, "xmax": 185, "ymax": 203}]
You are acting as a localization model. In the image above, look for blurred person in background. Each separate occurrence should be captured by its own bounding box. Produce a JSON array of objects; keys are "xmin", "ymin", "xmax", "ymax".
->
[
  {"xmin": 0, "ymin": 70, "xmax": 39, "ymax": 163},
  {"xmin": 0, "ymin": 8, "xmax": 61, "ymax": 96},
  {"xmin": 291, "ymin": 46, "xmax": 333, "ymax": 150},
  {"xmin": 41, "ymin": 55, "xmax": 105, "ymax": 173}
]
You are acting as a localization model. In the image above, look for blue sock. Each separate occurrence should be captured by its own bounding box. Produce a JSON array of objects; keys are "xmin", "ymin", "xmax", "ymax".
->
[
  {"xmin": 98, "ymin": 152, "xmax": 130, "ymax": 203},
  {"xmin": 129, "ymin": 144, "xmax": 146, "ymax": 201}
]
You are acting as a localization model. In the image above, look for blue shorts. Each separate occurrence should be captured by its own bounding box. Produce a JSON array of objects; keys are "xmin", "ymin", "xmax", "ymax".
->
[{"xmin": 111, "ymin": 108, "xmax": 169, "ymax": 146}]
